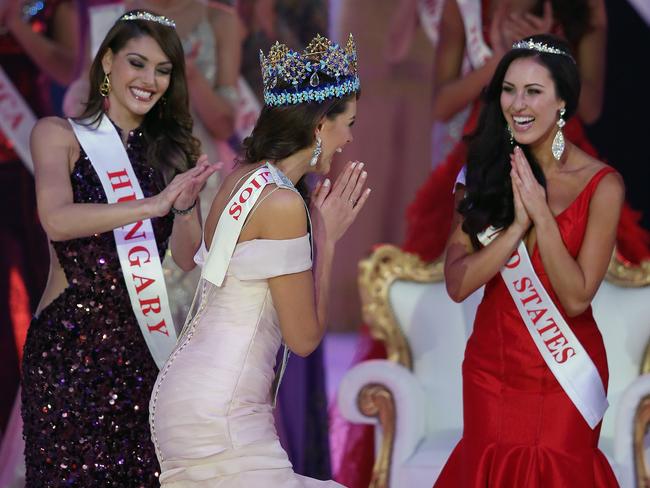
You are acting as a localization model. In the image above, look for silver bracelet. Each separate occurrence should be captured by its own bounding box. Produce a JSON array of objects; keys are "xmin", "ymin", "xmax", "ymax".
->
[{"xmin": 171, "ymin": 199, "xmax": 197, "ymax": 216}]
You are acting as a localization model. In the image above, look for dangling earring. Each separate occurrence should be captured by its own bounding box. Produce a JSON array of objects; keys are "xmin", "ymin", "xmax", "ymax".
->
[
  {"xmin": 506, "ymin": 124, "xmax": 514, "ymax": 145},
  {"xmin": 552, "ymin": 107, "xmax": 566, "ymax": 160},
  {"xmin": 310, "ymin": 137, "xmax": 322, "ymax": 167},
  {"xmin": 100, "ymin": 73, "xmax": 111, "ymax": 112}
]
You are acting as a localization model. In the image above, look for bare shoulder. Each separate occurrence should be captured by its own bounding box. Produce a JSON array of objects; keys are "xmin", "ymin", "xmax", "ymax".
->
[
  {"xmin": 30, "ymin": 117, "xmax": 79, "ymax": 170},
  {"xmin": 218, "ymin": 163, "xmax": 265, "ymax": 198},
  {"xmin": 256, "ymin": 189, "xmax": 308, "ymax": 240},
  {"xmin": 31, "ymin": 116, "xmax": 75, "ymax": 142},
  {"xmin": 593, "ymin": 167, "xmax": 624, "ymax": 201},
  {"xmin": 258, "ymin": 188, "xmax": 306, "ymax": 219},
  {"xmin": 579, "ymin": 152, "xmax": 624, "ymax": 207}
]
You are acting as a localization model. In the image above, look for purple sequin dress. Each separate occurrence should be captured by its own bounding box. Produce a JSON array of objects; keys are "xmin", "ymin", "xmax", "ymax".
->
[{"xmin": 21, "ymin": 126, "xmax": 174, "ymax": 487}]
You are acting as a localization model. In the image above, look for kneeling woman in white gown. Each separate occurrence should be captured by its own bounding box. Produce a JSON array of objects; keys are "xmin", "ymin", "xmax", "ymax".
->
[{"xmin": 149, "ymin": 34, "xmax": 367, "ymax": 487}]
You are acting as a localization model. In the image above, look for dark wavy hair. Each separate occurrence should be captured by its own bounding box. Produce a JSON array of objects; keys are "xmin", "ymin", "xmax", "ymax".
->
[
  {"xmin": 459, "ymin": 34, "xmax": 580, "ymax": 242},
  {"xmin": 75, "ymin": 10, "xmax": 200, "ymax": 182},
  {"xmin": 240, "ymin": 74, "xmax": 359, "ymax": 202}
]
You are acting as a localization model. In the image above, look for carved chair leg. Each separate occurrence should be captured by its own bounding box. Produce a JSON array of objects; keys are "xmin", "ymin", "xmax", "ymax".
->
[
  {"xmin": 635, "ymin": 395, "xmax": 650, "ymax": 488},
  {"xmin": 358, "ymin": 384, "xmax": 396, "ymax": 488}
]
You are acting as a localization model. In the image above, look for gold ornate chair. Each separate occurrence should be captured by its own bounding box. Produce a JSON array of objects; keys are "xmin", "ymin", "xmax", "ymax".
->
[{"xmin": 337, "ymin": 245, "xmax": 650, "ymax": 487}]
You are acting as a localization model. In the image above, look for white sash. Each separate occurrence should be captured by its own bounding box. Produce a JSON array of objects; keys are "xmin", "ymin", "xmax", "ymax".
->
[
  {"xmin": 69, "ymin": 115, "xmax": 177, "ymax": 369},
  {"xmin": 417, "ymin": 0, "xmax": 446, "ymax": 45},
  {"xmin": 0, "ymin": 66, "xmax": 37, "ymax": 173},
  {"xmin": 456, "ymin": 0, "xmax": 493, "ymax": 69},
  {"xmin": 202, "ymin": 162, "xmax": 305, "ymax": 286},
  {"xmin": 478, "ymin": 227, "xmax": 609, "ymax": 429},
  {"xmin": 201, "ymin": 162, "xmax": 309, "ymax": 404}
]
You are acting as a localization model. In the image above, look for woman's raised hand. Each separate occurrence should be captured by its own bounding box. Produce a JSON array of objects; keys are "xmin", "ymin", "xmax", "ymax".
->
[
  {"xmin": 511, "ymin": 163, "xmax": 532, "ymax": 234},
  {"xmin": 510, "ymin": 146, "xmax": 549, "ymax": 226},
  {"xmin": 310, "ymin": 161, "xmax": 371, "ymax": 244},
  {"xmin": 503, "ymin": 1, "xmax": 554, "ymax": 45},
  {"xmin": 150, "ymin": 155, "xmax": 222, "ymax": 217}
]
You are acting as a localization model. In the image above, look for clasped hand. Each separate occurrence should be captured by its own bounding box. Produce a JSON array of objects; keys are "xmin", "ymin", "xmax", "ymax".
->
[
  {"xmin": 310, "ymin": 161, "xmax": 371, "ymax": 244},
  {"xmin": 510, "ymin": 146, "xmax": 550, "ymax": 232},
  {"xmin": 153, "ymin": 155, "xmax": 221, "ymax": 217}
]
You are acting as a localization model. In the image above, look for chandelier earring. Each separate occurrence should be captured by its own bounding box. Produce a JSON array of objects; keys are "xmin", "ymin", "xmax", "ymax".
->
[
  {"xmin": 506, "ymin": 124, "xmax": 514, "ymax": 145},
  {"xmin": 310, "ymin": 137, "xmax": 322, "ymax": 167},
  {"xmin": 100, "ymin": 73, "xmax": 111, "ymax": 112},
  {"xmin": 552, "ymin": 107, "xmax": 566, "ymax": 160}
]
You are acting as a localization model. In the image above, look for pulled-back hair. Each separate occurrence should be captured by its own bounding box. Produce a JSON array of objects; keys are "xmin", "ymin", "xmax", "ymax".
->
[
  {"xmin": 459, "ymin": 34, "xmax": 580, "ymax": 242},
  {"xmin": 76, "ymin": 10, "xmax": 200, "ymax": 182},
  {"xmin": 240, "ymin": 74, "xmax": 359, "ymax": 202}
]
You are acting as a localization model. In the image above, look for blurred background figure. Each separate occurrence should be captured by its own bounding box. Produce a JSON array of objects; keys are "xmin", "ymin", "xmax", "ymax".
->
[
  {"xmin": 327, "ymin": 0, "xmax": 436, "ymax": 333},
  {"xmin": 238, "ymin": 0, "xmax": 327, "ymax": 100},
  {"xmin": 0, "ymin": 2, "xmax": 79, "ymax": 485}
]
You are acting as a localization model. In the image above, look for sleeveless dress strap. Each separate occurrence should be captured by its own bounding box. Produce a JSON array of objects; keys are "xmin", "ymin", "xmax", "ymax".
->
[{"xmin": 582, "ymin": 167, "xmax": 616, "ymax": 199}]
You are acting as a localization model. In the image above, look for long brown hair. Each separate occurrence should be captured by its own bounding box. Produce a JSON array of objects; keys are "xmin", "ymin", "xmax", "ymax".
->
[
  {"xmin": 76, "ymin": 10, "xmax": 200, "ymax": 181},
  {"xmin": 240, "ymin": 74, "xmax": 359, "ymax": 201}
]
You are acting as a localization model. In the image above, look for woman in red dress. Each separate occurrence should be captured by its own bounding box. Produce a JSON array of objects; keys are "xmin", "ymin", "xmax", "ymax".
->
[
  {"xmin": 405, "ymin": 0, "xmax": 650, "ymax": 264},
  {"xmin": 438, "ymin": 34, "xmax": 619, "ymax": 486}
]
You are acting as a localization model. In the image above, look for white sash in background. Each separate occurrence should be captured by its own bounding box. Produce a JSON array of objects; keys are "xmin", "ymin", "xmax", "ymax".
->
[
  {"xmin": 69, "ymin": 115, "xmax": 177, "ymax": 369},
  {"xmin": 417, "ymin": 0, "xmax": 445, "ymax": 45},
  {"xmin": 456, "ymin": 0, "xmax": 493, "ymax": 69},
  {"xmin": 416, "ymin": 0, "xmax": 489, "ymax": 67},
  {"xmin": 0, "ymin": 66, "xmax": 37, "ymax": 173},
  {"xmin": 478, "ymin": 227, "xmax": 609, "ymax": 429}
]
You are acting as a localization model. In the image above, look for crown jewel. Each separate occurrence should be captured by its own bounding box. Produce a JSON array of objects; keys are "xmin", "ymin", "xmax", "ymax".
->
[
  {"xmin": 120, "ymin": 11, "xmax": 176, "ymax": 28},
  {"xmin": 260, "ymin": 33, "xmax": 360, "ymax": 106},
  {"xmin": 512, "ymin": 39, "xmax": 575, "ymax": 62}
]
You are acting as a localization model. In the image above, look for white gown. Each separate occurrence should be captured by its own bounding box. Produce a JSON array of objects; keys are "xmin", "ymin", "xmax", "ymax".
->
[{"xmin": 149, "ymin": 224, "xmax": 345, "ymax": 487}]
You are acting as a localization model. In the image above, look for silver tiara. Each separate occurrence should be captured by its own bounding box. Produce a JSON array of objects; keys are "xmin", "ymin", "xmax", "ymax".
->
[
  {"xmin": 512, "ymin": 39, "xmax": 575, "ymax": 63},
  {"xmin": 120, "ymin": 11, "xmax": 176, "ymax": 29}
]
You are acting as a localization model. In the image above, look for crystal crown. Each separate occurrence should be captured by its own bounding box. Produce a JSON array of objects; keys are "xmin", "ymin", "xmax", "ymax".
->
[{"xmin": 260, "ymin": 33, "xmax": 360, "ymax": 107}]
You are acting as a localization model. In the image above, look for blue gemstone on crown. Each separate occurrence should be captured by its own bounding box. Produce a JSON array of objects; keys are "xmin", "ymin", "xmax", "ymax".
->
[{"xmin": 260, "ymin": 33, "xmax": 360, "ymax": 107}]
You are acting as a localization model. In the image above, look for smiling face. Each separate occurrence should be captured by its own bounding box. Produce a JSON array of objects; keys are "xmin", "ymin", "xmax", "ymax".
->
[
  {"xmin": 500, "ymin": 57, "xmax": 565, "ymax": 151},
  {"xmin": 101, "ymin": 34, "xmax": 172, "ymax": 123},
  {"xmin": 314, "ymin": 98, "xmax": 357, "ymax": 174}
]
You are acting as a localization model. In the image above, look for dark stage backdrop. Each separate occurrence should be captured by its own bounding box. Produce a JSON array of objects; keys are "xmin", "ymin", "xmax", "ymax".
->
[{"xmin": 586, "ymin": 0, "xmax": 650, "ymax": 230}]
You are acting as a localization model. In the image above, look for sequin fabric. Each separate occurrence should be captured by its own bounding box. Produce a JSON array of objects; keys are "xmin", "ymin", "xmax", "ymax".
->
[{"xmin": 21, "ymin": 125, "xmax": 174, "ymax": 487}]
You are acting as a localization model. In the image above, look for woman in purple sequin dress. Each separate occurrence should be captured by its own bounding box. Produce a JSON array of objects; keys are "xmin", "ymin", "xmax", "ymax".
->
[{"xmin": 21, "ymin": 11, "xmax": 218, "ymax": 486}]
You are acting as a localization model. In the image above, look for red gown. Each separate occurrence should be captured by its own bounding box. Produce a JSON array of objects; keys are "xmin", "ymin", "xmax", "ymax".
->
[
  {"xmin": 333, "ymin": 4, "xmax": 650, "ymax": 484},
  {"xmin": 434, "ymin": 167, "xmax": 619, "ymax": 487}
]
